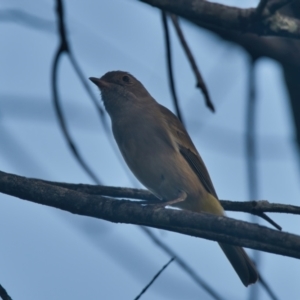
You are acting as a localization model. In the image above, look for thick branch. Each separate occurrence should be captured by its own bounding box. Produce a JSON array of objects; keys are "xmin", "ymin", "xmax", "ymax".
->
[
  {"xmin": 39, "ymin": 179, "xmax": 300, "ymax": 215},
  {"xmin": 0, "ymin": 284, "xmax": 12, "ymax": 300},
  {"xmin": 140, "ymin": 0, "xmax": 300, "ymax": 39},
  {"xmin": 0, "ymin": 170, "xmax": 300, "ymax": 259}
]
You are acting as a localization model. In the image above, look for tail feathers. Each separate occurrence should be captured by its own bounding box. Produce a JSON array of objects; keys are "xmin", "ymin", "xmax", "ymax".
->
[{"xmin": 219, "ymin": 243, "xmax": 258, "ymax": 287}]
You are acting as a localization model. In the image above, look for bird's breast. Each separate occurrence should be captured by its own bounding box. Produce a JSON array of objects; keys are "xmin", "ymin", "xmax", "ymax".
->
[{"xmin": 113, "ymin": 124, "xmax": 203, "ymax": 202}]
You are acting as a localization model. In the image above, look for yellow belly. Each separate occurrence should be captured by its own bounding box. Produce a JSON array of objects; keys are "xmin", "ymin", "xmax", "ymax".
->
[{"xmin": 121, "ymin": 140, "xmax": 224, "ymax": 215}]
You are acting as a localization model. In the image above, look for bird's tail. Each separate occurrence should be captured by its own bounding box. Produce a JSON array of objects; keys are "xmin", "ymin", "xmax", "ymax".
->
[{"xmin": 219, "ymin": 242, "xmax": 258, "ymax": 287}]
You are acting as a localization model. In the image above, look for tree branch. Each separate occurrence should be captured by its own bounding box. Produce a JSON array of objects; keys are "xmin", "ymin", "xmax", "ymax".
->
[
  {"xmin": 0, "ymin": 284, "xmax": 12, "ymax": 300},
  {"xmin": 37, "ymin": 179, "xmax": 300, "ymax": 215},
  {"xmin": 134, "ymin": 257, "xmax": 175, "ymax": 300},
  {"xmin": 0, "ymin": 170, "xmax": 300, "ymax": 259},
  {"xmin": 170, "ymin": 14, "xmax": 215, "ymax": 112},
  {"xmin": 140, "ymin": 227, "xmax": 225, "ymax": 300},
  {"xmin": 140, "ymin": 0, "xmax": 300, "ymax": 39},
  {"xmin": 161, "ymin": 11, "xmax": 184, "ymax": 123},
  {"xmin": 256, "ymin": 0, "xmax": 270, "ymax": 18}
]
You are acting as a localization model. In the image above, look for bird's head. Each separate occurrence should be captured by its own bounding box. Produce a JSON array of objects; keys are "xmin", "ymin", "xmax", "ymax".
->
[{"xmin": 89, "ymin": 71, "xmax": 152, "ymax": 115}]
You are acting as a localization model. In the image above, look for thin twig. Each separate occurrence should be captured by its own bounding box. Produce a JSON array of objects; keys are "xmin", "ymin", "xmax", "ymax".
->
[
  {"xmin": 220, "ymin": 200, "xmax": 300, "ymax": 215},
  {"xmin": 69, "ymin": 52, "xmax": 125, "ymax": 174},
  {"xmin": 170, "ymin": 14, "xmax": 215, "ymax": 112},
  {"xmin": 246, "ymin": 60, "xmax": 258, "ymax": 210},
  {"xmin": 253, "ymin": 212, "xmax": 281, "ymax": 230},
  {"xmin": 134, "ymin": 256, "xmax": 175, "ymax": 300},
  {"xmin": 0, "ymin": 284, "xmax": 12, "ymax": 300},
  {"xmin": 161, "ymin": 11, "xmax": 184, "ymax": 124},
  {"xmin": 52, "ymin": 0, "xmax": 101, "ymax": 184},
  {"xmin": 140, "ymin": 227, "xmax": 225, "ymax": 300},
  {"xmin": 52, "ymin": 48, "xmax": 101, "ymax": 184},
  {"xmin": 246, "ymin": 58, "xmax": 259, "ymax": 300},
  {"xmin": 68, "ymin": 52, "xmax": 108, "ymax": 131},
  {"xmin": 258, "ymin": 273, "xmax": 279, "ymax": 300}
]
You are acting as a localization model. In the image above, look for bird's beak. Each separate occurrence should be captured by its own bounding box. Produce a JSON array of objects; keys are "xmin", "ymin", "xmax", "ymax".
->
[{"xmin": 89, "ymin": 77, "xmax": 110, "ymax": 89}]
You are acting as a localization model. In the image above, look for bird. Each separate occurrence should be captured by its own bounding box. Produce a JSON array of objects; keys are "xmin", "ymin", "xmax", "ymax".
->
[{"xmin": 89, "ymin": 70, "xmax": 258, "ymax": 286}]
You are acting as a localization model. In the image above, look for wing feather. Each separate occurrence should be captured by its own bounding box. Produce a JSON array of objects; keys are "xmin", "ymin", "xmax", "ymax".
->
[{"xmin": 159, "ymin": 104, "xmax": 218, "ymax": 199}]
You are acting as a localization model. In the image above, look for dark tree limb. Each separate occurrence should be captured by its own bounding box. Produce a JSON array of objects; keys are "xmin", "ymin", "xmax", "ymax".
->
[
  {"xmin": 0, "ymin": 284, "xmax": 12, "ymax": 300},
  {"xmin": 140, "ymin": 0, "xmax": 300, "ymax": 39},
  {"xmin": 267, "ymin": 0, "xmax": 295, "ymax": 15},
  {"xmin": 0, "ymin": 170, "xmax": 300, "ymax": 259},
  {"xmin": 141, "ymin": 1, "xmax": 300, "ymax": 150},
  {"xmin": 36, "ymin": 179, "xmax": 300, "ymax": 215},
  {"xmin": 256, "ymin": 0, "xmax": 270, "ymax": 17},
  {"xmin": 148, "ymin": 1, "xmax": 300, "ymax": 150}
]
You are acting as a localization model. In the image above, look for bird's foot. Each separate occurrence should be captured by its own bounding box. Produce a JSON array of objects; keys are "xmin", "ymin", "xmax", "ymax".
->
[{"xmin": 149, "ymin": 191, "xmax": 187, "ymax": 210}]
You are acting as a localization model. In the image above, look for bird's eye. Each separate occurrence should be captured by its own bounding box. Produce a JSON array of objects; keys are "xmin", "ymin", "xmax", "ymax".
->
[{"xmin": 122, "ymin": 75, "xmax": 130, "ymax": 83}]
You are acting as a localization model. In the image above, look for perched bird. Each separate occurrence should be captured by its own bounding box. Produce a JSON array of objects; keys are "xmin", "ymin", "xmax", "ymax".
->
[{"xmin": 89, "ymin": 71, "xmax": 258, "ymax": 286}]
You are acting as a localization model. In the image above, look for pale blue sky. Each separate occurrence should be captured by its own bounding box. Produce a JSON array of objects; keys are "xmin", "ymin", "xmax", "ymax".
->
[{"xmin": 1, "ymin": 0, "xmax": 300, "ymax": 299}]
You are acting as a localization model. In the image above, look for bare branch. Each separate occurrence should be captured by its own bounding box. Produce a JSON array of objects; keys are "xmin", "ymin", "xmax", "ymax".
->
[
  {"xmin": 220, "ymin": 200, "xmax": 300, "ymax": 215},
  {"xmin": 38, "ymin": 179, "xmax": 300, "ymax": 215},
  {"xmin": 170, "ymin": 14, "xmax": 215, "ymax": 112},
  {"xmin": 161, "ymin": 11, "xmax": 184, "ymax": 123},
  {"xmin": 256, "ymin": 0, "xmax": 270, "ymax": 17},
  {"xmin": 0, "ymin": 170, "xmax": 300, "ymax": 259},
  {"xmin": 134, "ymin": 257, "xmax": 175, "ymax": 300},
  {"xmin": 140, "ymin": 0, "xmax": 300, "ymax": 39},
  {"xmin": 267, "ymin": 0, "xmax": 295, "ymax": 15},
  {"xmin": 258, "ymin": 273, "xmax": 280, "ymax": 300},
  {"xmin": 140, "ymin": 227, "xmax": 225, "ymax": 300},
  {"xmin": 0, "ymin": 284, "xmax": 12, "ymax": 300},
  {"xmin": 52, "ymin": 0, "xmax": 102, "ymax": 184}
]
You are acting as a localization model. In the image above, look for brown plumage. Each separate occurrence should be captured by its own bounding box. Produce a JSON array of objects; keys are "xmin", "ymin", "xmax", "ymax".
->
[{"xmin": 89, "ymin": 71, "xmax": 258, "ymax": 286}]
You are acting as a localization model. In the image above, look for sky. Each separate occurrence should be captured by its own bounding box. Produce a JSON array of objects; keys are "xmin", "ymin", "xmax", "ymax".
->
[{"xmin": 1, "ymin": 0, "xmax": 300, "ymax": 299}]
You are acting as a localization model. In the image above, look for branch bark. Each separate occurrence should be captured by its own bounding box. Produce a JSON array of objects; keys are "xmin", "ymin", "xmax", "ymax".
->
[
  {"xmin": 37, "ymin": 179, "xmax": 300, "ymax": 215},
  {"xmin": 140, "ymin": 0, "xmax": 300, "ymax": 39},
  {"xmin": 0, "ymin": 170, "xmax": 300, "ymax": 259},
  {"xmin": 139, "ymin": 0, "xmax": 300, "ymax": 150},
  {"xmin": 0, "ymin": 284, "xmax": 12, "ymax": 300}
]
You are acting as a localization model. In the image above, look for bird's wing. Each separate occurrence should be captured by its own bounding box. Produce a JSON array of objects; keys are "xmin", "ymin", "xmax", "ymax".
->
[{"xmin": 159, "ymin": 104, "xmax": 218, "ymax": 199}]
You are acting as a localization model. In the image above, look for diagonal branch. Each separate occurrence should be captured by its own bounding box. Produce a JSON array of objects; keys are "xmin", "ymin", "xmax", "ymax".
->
[
  {"xmin": 161, "ymin": 11, "xmax": 184, "ymax": 123},
  {"xmin": 140, "ymin": 227, "xmax": 225, "ymax": 300},
  {"xmin": 170, "ymin": 14, "xmax": 215, "ymax": 112},
  {"xmin": 52, "ymin": 0, "xmax": 102, "ymax": 184},
  {"xmin": 258, "ymin": 273, "xmax": 280, "ymax": 300},
  {"xmin": 0, "ymin": 170, "xmax": 300, "ymax": 259},
  {"xmin": 52, "ymin": 48, "xmax": 101, "ymax": 184},
  {"xmin": 134, "ymin": 257, "xmax": 175, "ymax": 300},
  {"xmin": 0, "ymin": 284, "xmax": 12, "ymax": 300}
]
